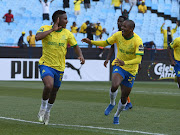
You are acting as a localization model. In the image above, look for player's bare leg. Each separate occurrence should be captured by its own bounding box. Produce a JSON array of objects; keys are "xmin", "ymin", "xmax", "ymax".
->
[
  {"xmin": 44, "ymin": 87, "xmax": 59, "ymax": 125},
  {"xmin": 38, "ymin": 76, "xmax": 54, "ymax": 122},
  {"xmin": 104, "ymin": 73, "xmax": 123, "ymax": 115},
  {"xmin": 114, "ymin": 84, "xmax": 132, "ymax": 124}
]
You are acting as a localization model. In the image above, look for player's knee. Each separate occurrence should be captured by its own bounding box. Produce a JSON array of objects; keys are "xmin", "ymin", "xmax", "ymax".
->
[
  {"xmin": 112, "ymin": 82, "xmax": 119, "ymax": 91},
  {"xmin": 45, "ymin": 83, "xmax": 53, "ymax": 91}
]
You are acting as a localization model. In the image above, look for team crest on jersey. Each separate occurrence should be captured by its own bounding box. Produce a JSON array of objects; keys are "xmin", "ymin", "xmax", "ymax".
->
[
  {"xmin": 138, "ymin": 45, "xmax": 144, "ymax": 51},
  {"xmin": 61, "ymin": 35, "xmax": 66, "ymax": 40},
  {"xmin": 38, "ymin": 27, "xmax": 44, "ymax": 32}
]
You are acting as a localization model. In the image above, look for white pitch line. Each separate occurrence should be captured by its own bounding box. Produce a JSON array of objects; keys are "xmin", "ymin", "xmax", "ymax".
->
[{"xmin": 0, "ymin": 116, "xmax": 166, "ymax": 135}]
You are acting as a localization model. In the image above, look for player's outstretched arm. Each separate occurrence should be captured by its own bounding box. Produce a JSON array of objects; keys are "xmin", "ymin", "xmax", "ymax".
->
[
  {"xmin": 73, "ymin": 45, "xmax": 85, "ymax": 64},
  {"xmin": 104, "ymin": 45, "xmax": 114, "ymax": 67},
  {"xmin": 81, "ymin": 38, "xmax": 108, "ymax": 47},
  {"xmin": 35, "ymin": 18, "xmax": 62, "ymax": 41}
]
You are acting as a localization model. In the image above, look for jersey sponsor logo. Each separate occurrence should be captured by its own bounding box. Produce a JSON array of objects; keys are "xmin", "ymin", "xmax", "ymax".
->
[
  {"xmin": 119, "ymin": 48, "xmax": 134, "ymax": 55},
  {"xmin": 47, "ymin": 42, "xmax": 65, "ymax": 47},
  {"xmin": 138, "ymin": 45, "xmax": 144, "ymax": 51},
  {"xmin": 59, "ymin": 43, "xmax": 65, "ymax": 47}
]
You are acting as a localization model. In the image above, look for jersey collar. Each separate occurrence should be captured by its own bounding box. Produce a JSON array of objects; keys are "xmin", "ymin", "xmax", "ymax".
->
[{"xmin": 124, "ymin": 33, "xmax": 134, "ymax": 40}]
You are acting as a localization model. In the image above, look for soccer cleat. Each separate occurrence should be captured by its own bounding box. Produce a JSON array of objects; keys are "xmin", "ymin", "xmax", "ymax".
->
[
  {"xmin": 104, "ymin": 104, "xmax": 115, "ymax": 116},
  {"xmin": 113, "ymin": 117, "xmax": 119, "ymax": 124},
  {"xmin": 123, "ymin": 102, "xmax": 133, "ymax": 111},
  {"xmin": 44, "ymin": 111, "xmax": 50, "ymax": 125},
  {"xmin": 38, "ymin": 109, "xmax": 46, "ymax": 122}
]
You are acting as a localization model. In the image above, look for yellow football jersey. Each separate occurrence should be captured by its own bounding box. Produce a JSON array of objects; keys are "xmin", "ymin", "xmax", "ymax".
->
[
  {"xmin": 95, "ymin": 25, "xmax": 103, "ymax": 36},
  {"xmin": 79, "ymin": 23, "xmax": 87, "ymax": 33},
  {"xmin": 138, "ymin": 5, "xmax": 147, "ymax": 13},
  {"xmin": 71, "ymin": 26, "xmax": 78, "ymax": 33},
  {"xmin": 107, "ymin": 31, "xmax": 144, "ymax": 75},
  {"xmin": 170, "ymin": 37, "xmax": 180, "ymax": 61},
  {"xmin": 37, "ymin": 25, "xmax": 77, "ymax": 72},
  {"xmin": 74, "ymin": 0, "xmax": 82, "ymax": 11},
  {"xmin": 27, "ymin": 35, "xmax": 36, "ymax": 47},
  {"xmin": 114, "ymin": 0, "xmax": 121, "ymax": 7}
]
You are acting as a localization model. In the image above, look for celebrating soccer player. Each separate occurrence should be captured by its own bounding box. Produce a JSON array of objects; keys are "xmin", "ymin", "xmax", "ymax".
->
[
  {"xmin": 104, "ymin": 16, "xmax": 133, "ymax": 111},
  {"xmin": 35, "ymin": 10, "xmax": 85, "ymax": 125},
  {"xmin": 82, "ymin": 20, "xmax": 144, "ymax": 124},
  {"xmin": 168, "ymin": 37, "xmax": 180, "ymax": 88}
]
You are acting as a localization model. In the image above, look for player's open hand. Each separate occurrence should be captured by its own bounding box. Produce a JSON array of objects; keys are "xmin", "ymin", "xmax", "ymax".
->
[
  {"xmin": 53, "ymin": 17, "xmax": 62, "ymax": 31},
  {"xmin": 81, "ymin": 38, "xmax": 91, "ymax": 44},
  {"xmin": 114, "ymin": 58, "xmax": 125, "ymax": 66},
  {"xmin": 104, "ymin": 60, "xmax": 108, "ymax": 67},
  {"xmin": 78, "ymin": 56, "xmax": 85, "ymax": 64}
]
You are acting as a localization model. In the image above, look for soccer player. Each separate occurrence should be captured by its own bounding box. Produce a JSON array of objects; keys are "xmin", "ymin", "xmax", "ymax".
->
[
  {"xmin": 35, "ymin": 10, "xmax": 85, "ymax": 125},
  {"xmin": 104, "ymin": 16, "xmax": 133, "ymax": 111},
  {"xmin": 161, "ymin": 21, "xmax": 178, "ymax": 49},
  {"xmin": 168, "ymin": 37, "xmax": 180, "ymax": 88},
  {"xmin": 82, "ymin": 20, "xmax": 144, "ymax": 124}
]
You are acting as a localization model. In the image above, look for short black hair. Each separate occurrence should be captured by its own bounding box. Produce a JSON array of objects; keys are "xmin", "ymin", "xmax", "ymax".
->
[
  {"xmin": 52, "ymin": 10, "xmax": 66, "ymax": 23},
  {"xmin": 118, "ymin": 16, "xmax": 127, "ymax": 21},
  {"xmin": 125, "ymin": 20, "xmax": 135, "ymax": 30}
]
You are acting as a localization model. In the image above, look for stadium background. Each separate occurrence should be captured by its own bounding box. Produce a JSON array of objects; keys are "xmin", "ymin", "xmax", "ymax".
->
[{"xmin": 0, "ymin": 1, "xmax": 180, "ymax": 135}]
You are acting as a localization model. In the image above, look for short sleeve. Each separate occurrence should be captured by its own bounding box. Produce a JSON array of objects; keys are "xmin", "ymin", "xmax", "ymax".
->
[
  {"xmin": 170, "ymin": 39, "xmax": 177, "ymax": 49},
  {"xmin": 37, "ymin": 26, "xmax": 45, "ymax": 33},
  {"xmin": 68, "ymin": 32, "xmax": 77, "ymax": 47},
  {"xmin": 106, "ymin": 32, "xmax": 118, "ymax": 45},
  {"xmin": 135, "ymin": 38, "xmax": 144, "ymax": 55}
]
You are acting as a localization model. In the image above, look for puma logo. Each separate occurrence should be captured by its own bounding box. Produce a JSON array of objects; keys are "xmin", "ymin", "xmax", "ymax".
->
[{"xmin": 65, "ymin": 62, "xmax": 82, "ymax": 79}]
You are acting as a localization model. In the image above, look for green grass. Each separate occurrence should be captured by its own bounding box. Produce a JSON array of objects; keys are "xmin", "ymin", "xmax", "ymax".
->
[{"xmin": 0, "ymin": 81, "xmax": 180, "ymax": 135}]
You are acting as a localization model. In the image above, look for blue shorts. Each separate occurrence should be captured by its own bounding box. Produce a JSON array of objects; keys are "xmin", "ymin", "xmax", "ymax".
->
[
  {"xmin": 39, "ymin": 65, "xmax": 64, "ymax": 88},
  {"xmin": 174, "ymin": 60, "xmax": 180, "ymax": 77},
  {"xmin": 112, "ymin": 66, "xmax": 136, "ymax": 88}
]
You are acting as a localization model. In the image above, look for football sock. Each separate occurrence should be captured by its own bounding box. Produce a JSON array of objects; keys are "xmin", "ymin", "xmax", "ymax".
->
[
  {"xmin": 127, "ymin": 96, "xmax": 131, "ymax": 103},
  {"xmin": 110, "ymin": 89, "xmax": 118, "ymax": 106},
  {"xmin": 114, "ymin": 99, "xmax": 127, "ymax": 117},
  {"xmin": 46, "ymin": 103, "xmax": 53, "ymax": 112},
  {"xmin": 40, "ymin": 99, "xmax": 48, "ymax": 110}
]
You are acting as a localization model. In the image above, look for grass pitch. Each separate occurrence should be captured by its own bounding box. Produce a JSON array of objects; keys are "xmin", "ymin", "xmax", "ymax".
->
[{"xmin": 0, "ymin": 81, "xmax": 179, "ymax": 135}]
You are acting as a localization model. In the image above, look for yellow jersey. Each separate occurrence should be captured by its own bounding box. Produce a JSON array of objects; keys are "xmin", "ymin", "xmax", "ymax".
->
[
  {"xmin": 170, "ymin": 37, "xmax": 180, "ymax": 61},
  {"xmin": 95, "ymin": 25, "xmax": 103, "ymax": 36},
  {"xmin": 138, "ymin": 5, "xmax": 147, "ymax": 13},
  {"xmin": 74, "ymin": 0, "xmax": 82, "ymax": 11},
  {"xmin": 114, "ymin": 0, "xmax": 121, "ymax": 7},
  {"xmin": 79, "ymin": 23, "xmax": 87, "ymax": 33},
  {"xmin": 161, "ymin": 24, "xmax": 177, "ymax": 49},
  {"xmin": 107, "ymin": 31, "xmax": 144, "ymax": 75},
  {"xmin": 71, "ymin": 26, "xmax": 78, "ymax": 33},
  {"xmin": 37, "ymin": 25, "xmax": 77, "ymax": 72},
  {"xmin": 27, "ymin": 35, "xmax": 36, "ymax": 47}
]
